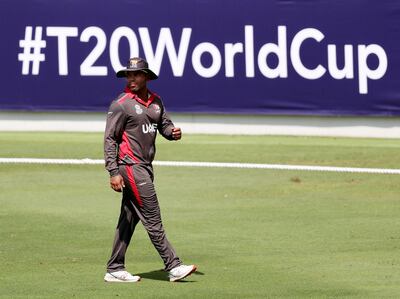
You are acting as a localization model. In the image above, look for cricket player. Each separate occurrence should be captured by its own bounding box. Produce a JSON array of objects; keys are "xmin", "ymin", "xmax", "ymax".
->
[{"xmin": 103, "ymin": 57, "xmax": 196, "ymax": 282}]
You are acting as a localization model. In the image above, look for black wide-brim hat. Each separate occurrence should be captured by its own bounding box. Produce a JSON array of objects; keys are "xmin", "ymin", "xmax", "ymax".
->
[{"xmin": 116, "ymin": 57, "xmax": 158, "ymax": 80}]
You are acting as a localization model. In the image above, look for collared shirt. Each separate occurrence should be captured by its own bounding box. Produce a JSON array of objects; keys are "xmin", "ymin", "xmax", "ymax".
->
[{"xmin": 104, "ymin": 87, "xmax": 174, "ymax": 176}]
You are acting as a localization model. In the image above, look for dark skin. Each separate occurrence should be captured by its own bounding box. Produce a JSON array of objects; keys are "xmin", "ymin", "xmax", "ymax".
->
[{"xmin": 110, "ymin": 71, "xmax": 182, "ymax": 192}]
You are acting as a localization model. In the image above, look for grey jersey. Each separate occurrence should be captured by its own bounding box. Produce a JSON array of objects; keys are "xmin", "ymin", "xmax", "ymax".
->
[{"xmin": 104, "ymin": 88, "xmax": 175, "ymax": 176}]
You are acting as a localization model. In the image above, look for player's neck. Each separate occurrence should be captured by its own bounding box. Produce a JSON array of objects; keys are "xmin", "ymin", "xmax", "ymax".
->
[{"xmin": 136, "ymin": 88, "xmax": 149, "ymax": 102}]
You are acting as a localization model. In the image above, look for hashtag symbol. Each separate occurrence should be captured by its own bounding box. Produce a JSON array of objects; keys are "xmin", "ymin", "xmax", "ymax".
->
[{"xmin": 18, "ymin": 26, "xmax": 46, "ymax": 75}]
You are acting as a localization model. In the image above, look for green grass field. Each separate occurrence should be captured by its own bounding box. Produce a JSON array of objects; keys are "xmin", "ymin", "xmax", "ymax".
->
[{"xmin": 1, "ymin": 132, "xmax": 400, "ymax": 298}]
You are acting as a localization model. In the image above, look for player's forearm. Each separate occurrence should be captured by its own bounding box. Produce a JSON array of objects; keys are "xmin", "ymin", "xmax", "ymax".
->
[
  {"xmin": 104, "ymin": 138, "xmax": 120, "ymax": 176},
  {"xmin": 159, "ymin": 125, "xmax": 174, "ymax": 140}
]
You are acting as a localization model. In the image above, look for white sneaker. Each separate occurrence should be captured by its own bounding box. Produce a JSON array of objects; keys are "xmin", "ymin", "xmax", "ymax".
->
[
  {"xmin": 104, "ymin": 270, "xmax": 141, "ymax": 282},
  {"xmin": 168, "ymin": 264, "xmax": 197, "ymax": 282}
]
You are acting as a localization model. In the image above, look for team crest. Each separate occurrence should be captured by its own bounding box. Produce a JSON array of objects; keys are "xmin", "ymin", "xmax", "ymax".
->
[
  {"xmin": 129, "ymin": 58, "xmax": 140, "ymax": 68},
  {"xmin": 135, "ymin": 104, "xmax": 143, "ymax": 115},
  {"xmin": 153, "ymin": 104, "xmax": 161, "ymax": 114}
]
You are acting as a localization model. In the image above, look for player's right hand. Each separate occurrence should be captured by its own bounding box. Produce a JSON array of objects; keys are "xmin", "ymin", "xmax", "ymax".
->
[
  {"xmin": 172, "ymin": 127, "xmax": 182, "ymax": 140},
  {"xmin": 110, "ymin": 174, "xmax": 125, "ymax": 192}
]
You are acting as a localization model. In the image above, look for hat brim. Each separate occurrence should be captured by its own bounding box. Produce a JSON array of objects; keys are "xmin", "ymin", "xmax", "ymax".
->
[{"xmin": 116, "ymin": 68, "xmax": 158, "ymax": 80}]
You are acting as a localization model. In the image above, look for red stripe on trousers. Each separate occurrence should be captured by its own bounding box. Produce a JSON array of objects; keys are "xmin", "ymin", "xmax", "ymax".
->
[{"xmin": 126, "ymin": 166, "xmax": 143, "ymax": 207}]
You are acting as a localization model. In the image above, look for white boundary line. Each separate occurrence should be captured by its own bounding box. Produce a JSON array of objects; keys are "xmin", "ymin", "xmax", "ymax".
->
[{"xmin": 0, "ymin": 158, "xmax": 400, "ymax": 174}]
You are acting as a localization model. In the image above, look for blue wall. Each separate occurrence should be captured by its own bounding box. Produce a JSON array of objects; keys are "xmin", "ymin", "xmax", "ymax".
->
[{"xmin": 1, "ymin": 1, "xmax": 400, "ymax": 115}]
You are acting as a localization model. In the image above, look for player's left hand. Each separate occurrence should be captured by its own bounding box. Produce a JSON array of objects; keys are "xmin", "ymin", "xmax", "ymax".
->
[{"xmin": 172, "ymin": 127, "xmax": 182, "ymax": 140}]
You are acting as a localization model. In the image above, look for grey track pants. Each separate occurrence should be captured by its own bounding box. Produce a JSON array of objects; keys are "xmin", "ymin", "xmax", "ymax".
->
[{"xmin": 106, "ymin": 164, "xmax": 181, "ymax": 272}]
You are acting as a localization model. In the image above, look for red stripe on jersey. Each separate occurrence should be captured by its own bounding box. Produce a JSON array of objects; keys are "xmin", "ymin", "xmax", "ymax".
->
[
  {"xmin": 119, "ymin": 132, "xmax": 139, "ymax": 162},
  {"xmin": 126, "ymin": 166, "xmax": 143, "ymax": 207},
  {"xmin": 145, "ymin": 92, "xmax": 156, "ymax": 107},
  {"xmin": 123, "ymin": 87, "xmax": 156, "ymax": 107},
  {"xmin": 135, "ymin": 97, "xmax": 152, "ymax": 107},
  {"xmin": 149, "ymin": 90, "xmax": 160, "ymax": 98},
  {"xmin": 117, "ymin": 93, "xmax": 132, "ymax": 105}
]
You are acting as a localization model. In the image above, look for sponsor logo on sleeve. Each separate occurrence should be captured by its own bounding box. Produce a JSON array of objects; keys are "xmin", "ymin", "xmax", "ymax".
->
[{"xmin": 152, "ymin": 104, "xmax": 161, "ymax": 114}]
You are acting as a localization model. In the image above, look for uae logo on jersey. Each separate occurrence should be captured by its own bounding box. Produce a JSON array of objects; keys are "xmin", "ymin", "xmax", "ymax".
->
[
  {"xmin": 135, "ymin": 104, "xmax": 143, "ymax": 115},
  {"xmin": 142, "ymin": 123, "xmax": 158, "ymax": 134},
  {"xmin": 153, "ymin": 104, "xmax": 161, "ymax": 114}
]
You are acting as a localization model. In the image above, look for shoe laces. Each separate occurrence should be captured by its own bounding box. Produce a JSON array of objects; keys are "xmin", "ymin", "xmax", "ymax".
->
[{"xmin": 113, "ymin": 271, "xmax": 130, "ymax": 279}]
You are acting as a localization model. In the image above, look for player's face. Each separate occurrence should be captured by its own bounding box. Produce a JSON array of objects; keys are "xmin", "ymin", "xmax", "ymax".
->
[{"xmin": 126, "ymin": 71, "xmax": 148, "ymax": 93}]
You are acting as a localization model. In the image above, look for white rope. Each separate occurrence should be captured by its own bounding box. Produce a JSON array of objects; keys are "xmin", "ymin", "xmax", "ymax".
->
[
  {"xmin": 0, "ymin": 157, "xmax": 399, "ymax": 174},
  {"xmin": 154, "ymin": 161, "xmax": 400, "ymax": 174},
  {"xmin": 0, "ymin": 158, "xmax": 103, "ymax": 165}
]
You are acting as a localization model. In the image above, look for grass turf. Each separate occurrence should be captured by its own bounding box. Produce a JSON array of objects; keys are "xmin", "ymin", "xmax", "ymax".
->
[{"xmin": 0, "ymin": 132, "xmax": 400, "ymax": 298}]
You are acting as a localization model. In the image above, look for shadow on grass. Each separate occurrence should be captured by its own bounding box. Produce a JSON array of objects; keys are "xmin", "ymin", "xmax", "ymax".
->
[{"xmin": 137, "ymin": 269, "xmax": 204, "ymax": 282}]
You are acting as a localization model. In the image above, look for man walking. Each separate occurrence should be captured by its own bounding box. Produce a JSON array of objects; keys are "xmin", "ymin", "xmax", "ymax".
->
[{"xmin": 103, "ymin": 57, "xmax": 196, "ymax": 282}]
